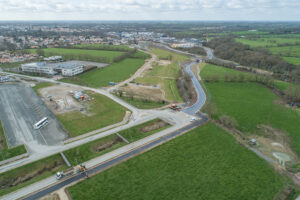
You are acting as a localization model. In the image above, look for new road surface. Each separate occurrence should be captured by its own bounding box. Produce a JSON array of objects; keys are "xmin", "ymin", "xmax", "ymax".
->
[
  {"xmin": 22, "ymin": 117, "xmax": 208, "ymax": 200},
  {"xmin": 0, "ymin": 45, "xmax": 213, "ymax": 200},
  {"xmin": 182, "ymin": 62, "xmax": 207, "ymax": 115}
]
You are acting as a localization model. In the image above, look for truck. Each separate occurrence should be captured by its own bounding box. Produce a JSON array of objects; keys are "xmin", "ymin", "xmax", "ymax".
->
[
  {"xmin": 109, "ymin": 82, "xmax": 116, "ymax": 86},
  {"xmin": 56, "ymin": 164, "xmax": 87, "ymax": 180},
  {"xmin": 169, "ymin": 104, "xmax": 181, "ymax": 111}
]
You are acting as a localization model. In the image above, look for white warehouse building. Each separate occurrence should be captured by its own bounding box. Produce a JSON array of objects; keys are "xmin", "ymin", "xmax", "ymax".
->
[
  {"xmin": 54, "ymin": 62, "xmax": 83, "ymax": 76},
  {"xmin": 21, "ymin": 61, "xmax": 83, "ymax": 76},
  {"xmin": 21, "ymin": 62, "xmax": 57, "ymax": 75}
]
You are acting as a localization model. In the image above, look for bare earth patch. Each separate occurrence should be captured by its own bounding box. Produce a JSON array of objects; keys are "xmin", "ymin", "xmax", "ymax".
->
[
  {"xmin": 39, "ymin": 85, "xmax": 87, "ymax": 115},
  {"xmin": 253, "ymin": 124, "xmax": 298, "ymax": 166},
  {"xmin": 140, "ymin": 120, "xmax": 169, "ymax": 133},
  {"xmin": 93, "ymin": 137, "xmax": 122, "ymax": 152},
  {"xmin": 157, "ymin": 60, "xmax": 171, "ymax": 66},
  {"xmin": 40, "ymin": 193, "xmax": 61, "ymax": 200},
  {"xmin": 120, "ymin": 83, "xmax": 166, "ymax": 102}
]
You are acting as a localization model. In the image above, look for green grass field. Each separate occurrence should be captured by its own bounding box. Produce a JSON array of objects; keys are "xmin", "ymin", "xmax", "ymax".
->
[
  {"xmin": 73, "ymin": 44, "xmax": 130, "ymax": 51},
  {"xmin": 235, "ymin": 38, "xmax": 299, "ymax": 48},
  {"xmin": 64, "ymin": 119, "xmax": 170, "ymax": 165},
  {"xmin": 232, "ymin": 30, "xmax": 269, "ymax": 35},
  {"xmin": 283, "ymin": 57, "xmax": 300, "ymax": 65},
  {"xmin": 61, "ymin": 58, "xmax": 145, "ymax": 88},
  {"xmin": 0, "ymin": 154, "xmax": 67, "ymax": 197},
  {"xmin": 201, "ymin": 63, "xmax": 292, "ymax": 91},
  {"xmin": 269, "ymin": 45, "xmax": 300, "ymax": 58},
  {"xmin": 235, "ymin": 37, "xmax": 300, "ymax": 65},
  {"xmin": 201, "ymin": 64, "xmax": 300, "ymax": 156},
  {"xmin": 68, "ymin": 123, "xmax": 285, "ymax": 200},
  {"xmin": 29, "ymin": 48, "xmax": 124, "ymax": 63},
  {"xmin": 0, "ymin": 120, "xmax": 27, "ymax": 162},
  {"xmin": 56, "ymin": 91, "xmax": 127, "ymax": 137}
]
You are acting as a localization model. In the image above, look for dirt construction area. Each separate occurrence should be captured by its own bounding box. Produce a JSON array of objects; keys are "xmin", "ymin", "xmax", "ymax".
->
[
  {"xmin": 0, "ymin": 84, "xmax": 68, "ymax": 153},
  {"xmin": 38, "ymin": 85, "xmax": 89, "ymax": 115},
  {"xmin": 119, "ymin": 83, "xmax": 166, "ymax": 102}
]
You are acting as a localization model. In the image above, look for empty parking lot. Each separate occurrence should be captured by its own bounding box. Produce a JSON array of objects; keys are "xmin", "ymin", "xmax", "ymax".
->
[{"xmin": 0, "ymin": 84, "xmax": 68, "ymax": 154}]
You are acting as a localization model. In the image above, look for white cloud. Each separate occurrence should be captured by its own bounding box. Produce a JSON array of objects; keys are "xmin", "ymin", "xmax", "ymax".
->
[{"xmin": 0, "ymin": 0, "xmax": 299, "ymax": 20}]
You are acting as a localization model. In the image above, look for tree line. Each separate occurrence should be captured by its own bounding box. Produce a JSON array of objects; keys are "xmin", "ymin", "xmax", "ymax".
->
[
  {"xmin": 62, "ymin": 45, "xmax": 130, "ymax": 52},
  {"xmin": 204, "ymin": 37, "xmax": 300, "ymax": 82},
  {"xmin": 175, "ymin": 47, "xmax": 207, "ymax": 56}
]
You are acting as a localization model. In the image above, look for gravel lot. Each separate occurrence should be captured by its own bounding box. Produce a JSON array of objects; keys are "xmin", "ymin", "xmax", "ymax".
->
[{"xmin": 0, "ymin": 84, "xmax": 68, "ymax": 154}]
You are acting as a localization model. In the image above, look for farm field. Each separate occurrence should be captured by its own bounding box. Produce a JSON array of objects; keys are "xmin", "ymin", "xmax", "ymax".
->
[
  {"xmin": 28, "ymin": 48, "xmax": 124, "ymax": 63},
  {"xmin": 269, "ymin": 46, "xmax": 300, "ymax": 58},
  {"xmin": 201, "ymin": 63, "xmax": 292, "ymax": 91},
  {"xmin": 64, "ymin": 119, "xmax": 170, "ymax": 165},
  {"xmin": 61, "ymin": 58, "xmax": 145, "ymax": 88},
  {"xmin": 135, "ymin": 48, "xmax": 188, "ymax": 102},
  {"xmin": 283, "ymin": 57, "xmax": 300, "ymax": 65},
  {"xmin": 68, "ymin": 123, "xmax": 286, "ymax": 200},
  {"xmin": 235, "ymin": 38, "xmax": 299, "ymax": 48},
  {"xmin": 235, "ymin": 37, "xmax": 300, "ymax": 65},
  {"xmin": 0, "ymin": 120, "xmax": 27, "ymax": 161},
  {"xmin": 0, "ymin": 154, "xmax": 67, "ymax": 197},
  {"xmin": 201, "ymin": 64, "xmax": 300, "ymax": 156},
  {"xmin": 56, "ymin": 91, "xmax": 127, "ymax": 137}
]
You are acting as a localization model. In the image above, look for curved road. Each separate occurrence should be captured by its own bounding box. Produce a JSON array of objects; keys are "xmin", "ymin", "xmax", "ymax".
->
[
  {"xmin": 0, "ymin": 45, "xmax": 214, "ymax": 200},
  {"xmin": 182, "ymin": 62, "xmax": 206, "ymax": 115}
]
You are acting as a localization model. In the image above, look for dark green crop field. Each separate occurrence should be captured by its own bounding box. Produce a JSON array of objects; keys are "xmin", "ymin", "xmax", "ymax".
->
[{"xmin": 68, "ymin": 123, "xmax": 285, "ymax": 200}]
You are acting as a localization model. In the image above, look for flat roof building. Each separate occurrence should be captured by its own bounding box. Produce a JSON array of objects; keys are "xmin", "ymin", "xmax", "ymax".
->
[
  {"xmin": 21, "ymin": 61, "xmax": 83, "ymax": 76},
  {"xmin": 21, "ymin": 62, "xmax": 57, "ymax": 75},
  {"xmin": 53, "ymin": 61, "xmax": 83, "ymax": 76}
]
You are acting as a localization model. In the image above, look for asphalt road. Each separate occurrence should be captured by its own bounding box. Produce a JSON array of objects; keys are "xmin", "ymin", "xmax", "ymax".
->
[
  {"xmin": 22, "ymin": 116, "xmax": 208, "ymax": 200},
  {"xmin": 0, "ymin": 84, "xmax": 68, "ymax": 152},
  {"xmin": 0, "ymin": 46, "xmax": 210, "ymax": 199},
  {"xmin": 182, "ymin": 62, "xmax": 207, "ymax": 115}
]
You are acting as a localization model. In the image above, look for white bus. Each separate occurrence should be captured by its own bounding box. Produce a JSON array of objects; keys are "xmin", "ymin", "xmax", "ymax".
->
[{"xmin": 33, "ymin": 117, "xmax": 49, "ymax": 129}]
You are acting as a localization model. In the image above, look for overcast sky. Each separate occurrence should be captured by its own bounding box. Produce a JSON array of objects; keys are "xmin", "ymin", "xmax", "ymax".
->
[{"xmin": 0, "ymin": 0, "xmax": 300, "ymax": 21}]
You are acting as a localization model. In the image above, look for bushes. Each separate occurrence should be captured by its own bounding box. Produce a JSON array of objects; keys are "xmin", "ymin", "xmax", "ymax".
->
[
  {"xmin": 217, "ymin": 115, "xmax": 238, "ymax": 128},
  {"xmin": 113, "ymin": 48, "xmax": 137, "ymax": 62},
  {"xmin": 284, "ymin": 85, "xmax": 300, "ymax": 102}
]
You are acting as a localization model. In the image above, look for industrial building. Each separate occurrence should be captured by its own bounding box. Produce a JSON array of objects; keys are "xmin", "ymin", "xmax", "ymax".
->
[
  {"xmin": 21, "ymin": 61, "xmax": 83, "ymax": 76},
  {"xmin": 21, "ymin": 62, "xmax": 57, "ymax": 75},
  {"xmin": 53, "ymin": 61, "xmax": 83, "ymax": 76}
]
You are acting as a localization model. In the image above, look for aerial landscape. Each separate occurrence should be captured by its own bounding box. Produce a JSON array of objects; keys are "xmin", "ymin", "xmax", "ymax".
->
[{"xmin": 0, "ymin": 0, "xmax": 300, "ymax": 200}]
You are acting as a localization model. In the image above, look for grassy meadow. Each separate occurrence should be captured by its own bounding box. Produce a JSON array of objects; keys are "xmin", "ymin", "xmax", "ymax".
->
[
  {"xmin": 235, "ymin": 36, "xmax": 300, "ymax": 65},
  {"xmin": 29, "ymin": 48, "xmax": 124, "ymax": 63},
  {"xmin": 68, "ymin": 123, "xmax": 285, "ymax": 200},
  {"xmin": 61, "ymin": 58, "xmax": 145, "ymax": 88},
  {"xmin": 201, "ymin": 64, "xmax": 300, "ymax": 156}
]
